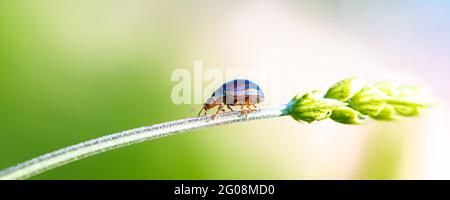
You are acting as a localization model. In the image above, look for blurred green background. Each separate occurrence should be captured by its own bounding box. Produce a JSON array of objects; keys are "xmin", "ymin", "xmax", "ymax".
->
[{"xmin": 1, "ymin": 0, "xmax": 449, "ymax": 179}]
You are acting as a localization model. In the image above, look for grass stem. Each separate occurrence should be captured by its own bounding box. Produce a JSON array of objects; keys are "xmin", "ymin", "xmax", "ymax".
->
[{"xmin": 0, "ymin": 105, "xmax": 288, "ymax": 180}]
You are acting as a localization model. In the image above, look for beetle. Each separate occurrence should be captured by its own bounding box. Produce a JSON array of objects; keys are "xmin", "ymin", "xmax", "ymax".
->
[{"xmin": 198, "ymin": 79, "xmax": 265, "ymax": 119}]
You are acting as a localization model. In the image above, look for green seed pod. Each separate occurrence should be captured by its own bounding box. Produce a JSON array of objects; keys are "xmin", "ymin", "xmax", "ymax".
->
[
  {"xmin": 375, "ymin": 82, "xmax": 431, "ymax": 117},
  {"xmin": 391, "ymin": 102, "xmax": 421, "ymax": 116},
  {"xmin": 330, "ymin": 106, "xmax": 366, "ymax": 124},
  {"xmin": 374, "ymin": 81, "xmax": 400, "ymax": 97},
  {"xmin": 371, "ymin": 104, "xmax": 397, "ymax": 120},
  {"xmin": 324, "ymin": 77, "xmax": 367, "ymax": 101},
  {"xmin": 287, "ymin": 78, "xmax": 432, "ymax": 125},
  {"xmin": 388, "ymin": 97, "xmax": 424, "ymax": 116},
  {"xmin": 348, "ymin": 85, "xmax": 389, "ymax": 117},
  {"xmin": 288, "ymin": 91, "xmax": 344, "ymax": 123}
]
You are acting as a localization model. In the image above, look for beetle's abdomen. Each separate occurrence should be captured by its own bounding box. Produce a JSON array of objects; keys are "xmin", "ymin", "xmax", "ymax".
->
[{"xmin": 212, "ymin": 79, "xmax": 264, "ymax": 105}]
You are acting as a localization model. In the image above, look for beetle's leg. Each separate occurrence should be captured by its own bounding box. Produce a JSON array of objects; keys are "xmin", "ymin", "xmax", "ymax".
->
[
  {"xmin": 250, "ymin": 104, "xmax": 257, "ymax": 111},
  {"xmin": 244, "ymin": 99, "xmax": 255, "ymax": 113},
  {"xmin": 211, "ymin": 103, "xmax": 225, "ymax": 120},
  {"xmin": 246, "ymin": 104, "xmax": 256, "ymax": 112},
  {"xmin": 220, "ymin": 103, "xmax": 226, "ymax": 113},
  {"xmin": 203, "ymin": 108, "xmax": 208, "ymax": 116},
  {"xmin": 227, "ymin": 105, "xmax": 234, "ymax": 111},
  {"xmin": 240, "ymin": 105, "xmax": 248, "ymax": 118}
]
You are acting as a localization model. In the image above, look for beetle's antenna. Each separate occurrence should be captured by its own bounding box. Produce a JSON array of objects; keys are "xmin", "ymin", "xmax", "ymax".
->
[{"xmin": 197, "ymin": 106, "xmax": 205, "ymax": 116}]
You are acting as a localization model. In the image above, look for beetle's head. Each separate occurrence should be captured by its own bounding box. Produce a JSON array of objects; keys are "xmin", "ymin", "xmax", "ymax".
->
[{"xmin": 198, "ymin": 97, "xmax": 217, "ymax": 116}]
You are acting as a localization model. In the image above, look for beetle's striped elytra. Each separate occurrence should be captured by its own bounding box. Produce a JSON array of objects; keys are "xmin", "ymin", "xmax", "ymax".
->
[{"xmin": 198, "ymin": 79, "xmax": 265, "ymax": 119}]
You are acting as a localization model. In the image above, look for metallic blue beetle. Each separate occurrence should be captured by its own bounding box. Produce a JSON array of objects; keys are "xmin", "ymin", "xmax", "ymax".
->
[{"xmin": 198, "ymin": 79, "xmax": 265, "ymax": 119}]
